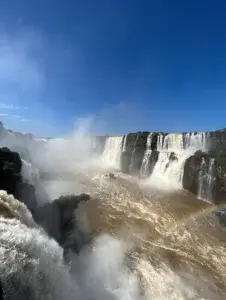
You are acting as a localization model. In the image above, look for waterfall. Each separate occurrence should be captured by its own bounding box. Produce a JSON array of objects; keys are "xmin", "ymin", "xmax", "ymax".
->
[
  {"xmin": 101, "ymin": 136, "xmax": 123, "ymax": 169},
  {"xmin": 149, "ymin": 132, "xmax": 211, "ymax": 190},
  {"xmin": 150, "ymin": 152, "xmax": 189, "ymax": 189},
  {"xmin": 184, "ymin": 132, "xmax": 209, "ymax": 152},
  {"xmin": 140, "ymin": 133, "xmax": 152, "ymax": 176},
  {"xmin": 198, "ymin": 158, "xmax": 215, "ymax": 202},
  {"xmin": 163, "ymin": 134, "xmax": 184, "ymax": 152},
  {"xmin": 122, "ymin": 135, "xmax": 127, "ymax": 151},
  {"xmin": 157, "ymin": 134, "xmax": 164, "ymax": 151}
]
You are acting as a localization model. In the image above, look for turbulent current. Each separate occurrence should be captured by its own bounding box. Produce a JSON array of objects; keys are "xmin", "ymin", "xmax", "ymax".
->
[{"xmin": 0, "ymin": 129, "xmax": 226, "ymax": 300}]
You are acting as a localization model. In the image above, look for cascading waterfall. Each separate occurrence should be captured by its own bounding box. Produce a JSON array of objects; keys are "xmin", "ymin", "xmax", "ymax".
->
[
  {"xmin": 184, "ymin": 132, "xmax": 209, "ymax": 152},
  {"xmin": 140, "ymin": 133, "xmax": 152, "ymax": 176},
  {"xmin": 149, "ymin": 132, "xmax": 208, "ymax": 189},
  {"xmin": 163, "ymin": 133, "xmax": 184, "ymax": 152},
  {"xmin": 150, "ymin": 151, "xmax": 189, "ymax": 189},
  {"xmin": 198, "ymin": 158, "xmax": 215, "ymax": 202},
  {"xmin": 101, "ymin": 136, "xmax": 123, "ymax": 169},
  {"xmin": 122, "ymin": 135, "xmax": 127, "ymax": 152},
  {"xmin": 157, "ymin": 134, "xmax": 164, "ymax": 151}
]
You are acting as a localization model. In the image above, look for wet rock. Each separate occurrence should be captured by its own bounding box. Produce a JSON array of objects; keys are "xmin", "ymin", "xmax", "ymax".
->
[
  {"xmin": 33, "ymin": 193, "xmax": 91, "ymax": 257},
  {"xmin": 0, "ymin": 280, "xmax": 3, "ymax": 300},
  {"xmin": 214, "ymin": 207, "xmax": 226, "ymax": 228},
  {"xmin": 0, "ymin": 147, "xmax": 37, "ymax": 213},
  {"xmin": 0, "ymin": 147, "xmax": 22, "ymax": 196},
  {"xmin": 183, "ymin": 151, "xmax": 211, "ymax": 196},
  {"xmin": 165, "ymin": 152, "xmax": 178, "ymax": 171},
  {"xmin": 150, "ymin": 133, "xmax": 158, "ymax": 150},
  {"xmin": 169, "ymin": 152, "xmax": 178, "ymax": 162},
  {"xmin": 129, "ymin": 132, "xmax": 149, "ymax": 174},
  {"xmin": 182, "ymin": 150, "xmax": 226, "ymax": 203},
  {"xmin": 120, "ymin": 151, "xmax": 131, "ymax": 173},
  {"xmin": 212, "ymin": 151, "xmax": 226, "ymax": 203},
  {"xmin": 15, "ymin": 182, "xmax": 37, "ymax": 215},
  {"xmin": 146, "ymin": 150, "xmax": 159, "ymax": 176},
  {"xmin": 105, "ymin": 172, "xmax": 116, "ymax": 179},
  {"xmin": 120, "ymin": 133, "xmax": 138, "ymax": 173}
]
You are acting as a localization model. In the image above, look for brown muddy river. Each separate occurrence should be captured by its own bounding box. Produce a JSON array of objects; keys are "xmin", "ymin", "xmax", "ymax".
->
[{"xmin": 43, "ymin": 169, "xmax": 226, "ymax": 300}]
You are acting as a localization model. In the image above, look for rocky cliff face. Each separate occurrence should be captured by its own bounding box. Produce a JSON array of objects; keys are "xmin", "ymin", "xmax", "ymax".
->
[
  {"xmin": 0, "ymin": 147, "xmax": 38, "ymax": 213},
  {"xmin": 100, "ymin": 130, "xmax": 226, "ymax": 204}
]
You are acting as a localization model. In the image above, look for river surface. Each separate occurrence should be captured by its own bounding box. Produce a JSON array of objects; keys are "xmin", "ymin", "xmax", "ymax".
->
[{"xmin": 41, "ymin": 167, "xmax": 226, "ymax": 300}]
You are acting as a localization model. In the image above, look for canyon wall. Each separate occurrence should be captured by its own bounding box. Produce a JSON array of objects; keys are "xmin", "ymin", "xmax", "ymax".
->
[{"xmin": 95, "ymin": 129, "xmax": 226, "ymax": 203}]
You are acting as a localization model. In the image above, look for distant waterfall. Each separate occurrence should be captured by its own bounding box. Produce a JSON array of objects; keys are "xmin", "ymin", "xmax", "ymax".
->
[
  {"xmin": 157, "ymin": 134, "xmax": 164, "ymax": 151},
  {"xmin": 150, "ymin": 133, "xmax": 199, "ymax": 189},
  {"xmin": 198, "ymin": 158, "xmax": 215, "ymax": 202},
  {"xmin": 101, "ymin": 136, "xmax": 123, "ymax": 169},
  {"xmin": 156, "ymin": 132, "xmax": 209, "ymax": 153},
  {"xmin": 150, "ymin": 151, "xmax": 189, "ymax": 189},
  {"xmin": 184, "ymin": 132, "xmax": 209, "ymax": 152},
  {"xmin": 163, "ymin": 134, "xmax": 184, "ymax": 152},
  {"xmin": 140, "ymin": 133, "xmax": 152, "ymax": 177},
  {"xmin": 122, "ymin": 135, "xmax": 127, "ymax": 151}
]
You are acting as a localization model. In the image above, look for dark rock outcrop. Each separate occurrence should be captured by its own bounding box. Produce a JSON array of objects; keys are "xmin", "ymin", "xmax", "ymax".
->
[
  {"xmin": 183, "ymin": 150, "xmax": 226, "ymax": 203},
  {"xmin": 33, "ymin": 193, "xmax": 91, "ymax": 258},
  {"xmin": 105, "ymin": 172, "xmax": 116, "ymax": 179},
  {"xmin": 0, "ymin": 147, "xmax": 22, "ymax": 195},
  {"xmin": 183, "ymin": 151, "xmax": 212, "ymax": 196},
  {"xmin": 120, "ymin": 133, "xmax": 138, "ymax": 173},
  {"xmin": 129, "ymin": 132, "xmax": 150, "ymax": 174},
  {"xmin": 212, "ymin": 151, "xmax": 226, "ymax": 203},
  {"xmin": 95, "ymin": 130, "xmax": 226, "ymax": 202},
  {"xmin": 150, "ymin": 133, "xmax": 159, "ymax": 150},
  {"xmin": 0, "ymin": 147, "xmax": 37, "ymax": 213},
  {"xmin": 145, "ymin": 150, "xmax": 159, "ymax": 177},
  {"xmin": 0, "ymin": 281, "xmax": 3, "ymax": 300}
]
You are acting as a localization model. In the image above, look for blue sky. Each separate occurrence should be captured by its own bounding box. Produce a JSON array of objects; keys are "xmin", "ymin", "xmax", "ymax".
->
[{"xmin": 0, "ymin": 0, "xmax": 226, "ymax": 136}]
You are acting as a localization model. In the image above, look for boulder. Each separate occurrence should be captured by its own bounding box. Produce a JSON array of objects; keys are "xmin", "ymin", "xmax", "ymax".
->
[
  {"xmin": 0, "ymin": 147, "xmax": 37, "ymax": 213},
  {"xmin": 183, "ymin": 151, "xmax": 211, "ymax": 196},
  {"xmin": 33, "ymin": 193, "xmax": 91, "ymax": 258},
  {"xmin": 105, "ymin": 172, "xmax": 116, "ymax": 179},
  {"xmin": 0, "ymin": 147, "xmax": 22, "ymax": 195}
]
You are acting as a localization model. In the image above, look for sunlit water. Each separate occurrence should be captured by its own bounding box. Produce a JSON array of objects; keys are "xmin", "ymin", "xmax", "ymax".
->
[
  {"xmin": 1, "ymin": 127, "xmax": 226, "ymax": 300},
  {"xmin": 40, "ymin": 166, "xmax": 226, "ymax": 300}
]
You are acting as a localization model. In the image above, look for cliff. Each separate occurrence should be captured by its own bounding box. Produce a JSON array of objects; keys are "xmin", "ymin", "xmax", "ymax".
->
[{"xmin": 99, "ymin": 130, "xmax": 226, "ymax": 204}]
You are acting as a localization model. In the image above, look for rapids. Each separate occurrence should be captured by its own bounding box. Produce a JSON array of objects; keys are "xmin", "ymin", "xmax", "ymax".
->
[{"xmin": 0, "ymin": 129, "xmax": 226, "ymax": 300}]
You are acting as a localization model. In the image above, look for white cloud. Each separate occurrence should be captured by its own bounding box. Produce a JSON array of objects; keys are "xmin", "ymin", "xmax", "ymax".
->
[
  {"xmin": 0, "ymin": 103, "xmax": 27, "ymax": 110},
  {"xmin": 0, "ymin": 113, "xmax": 8, "ymax": 116}
]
